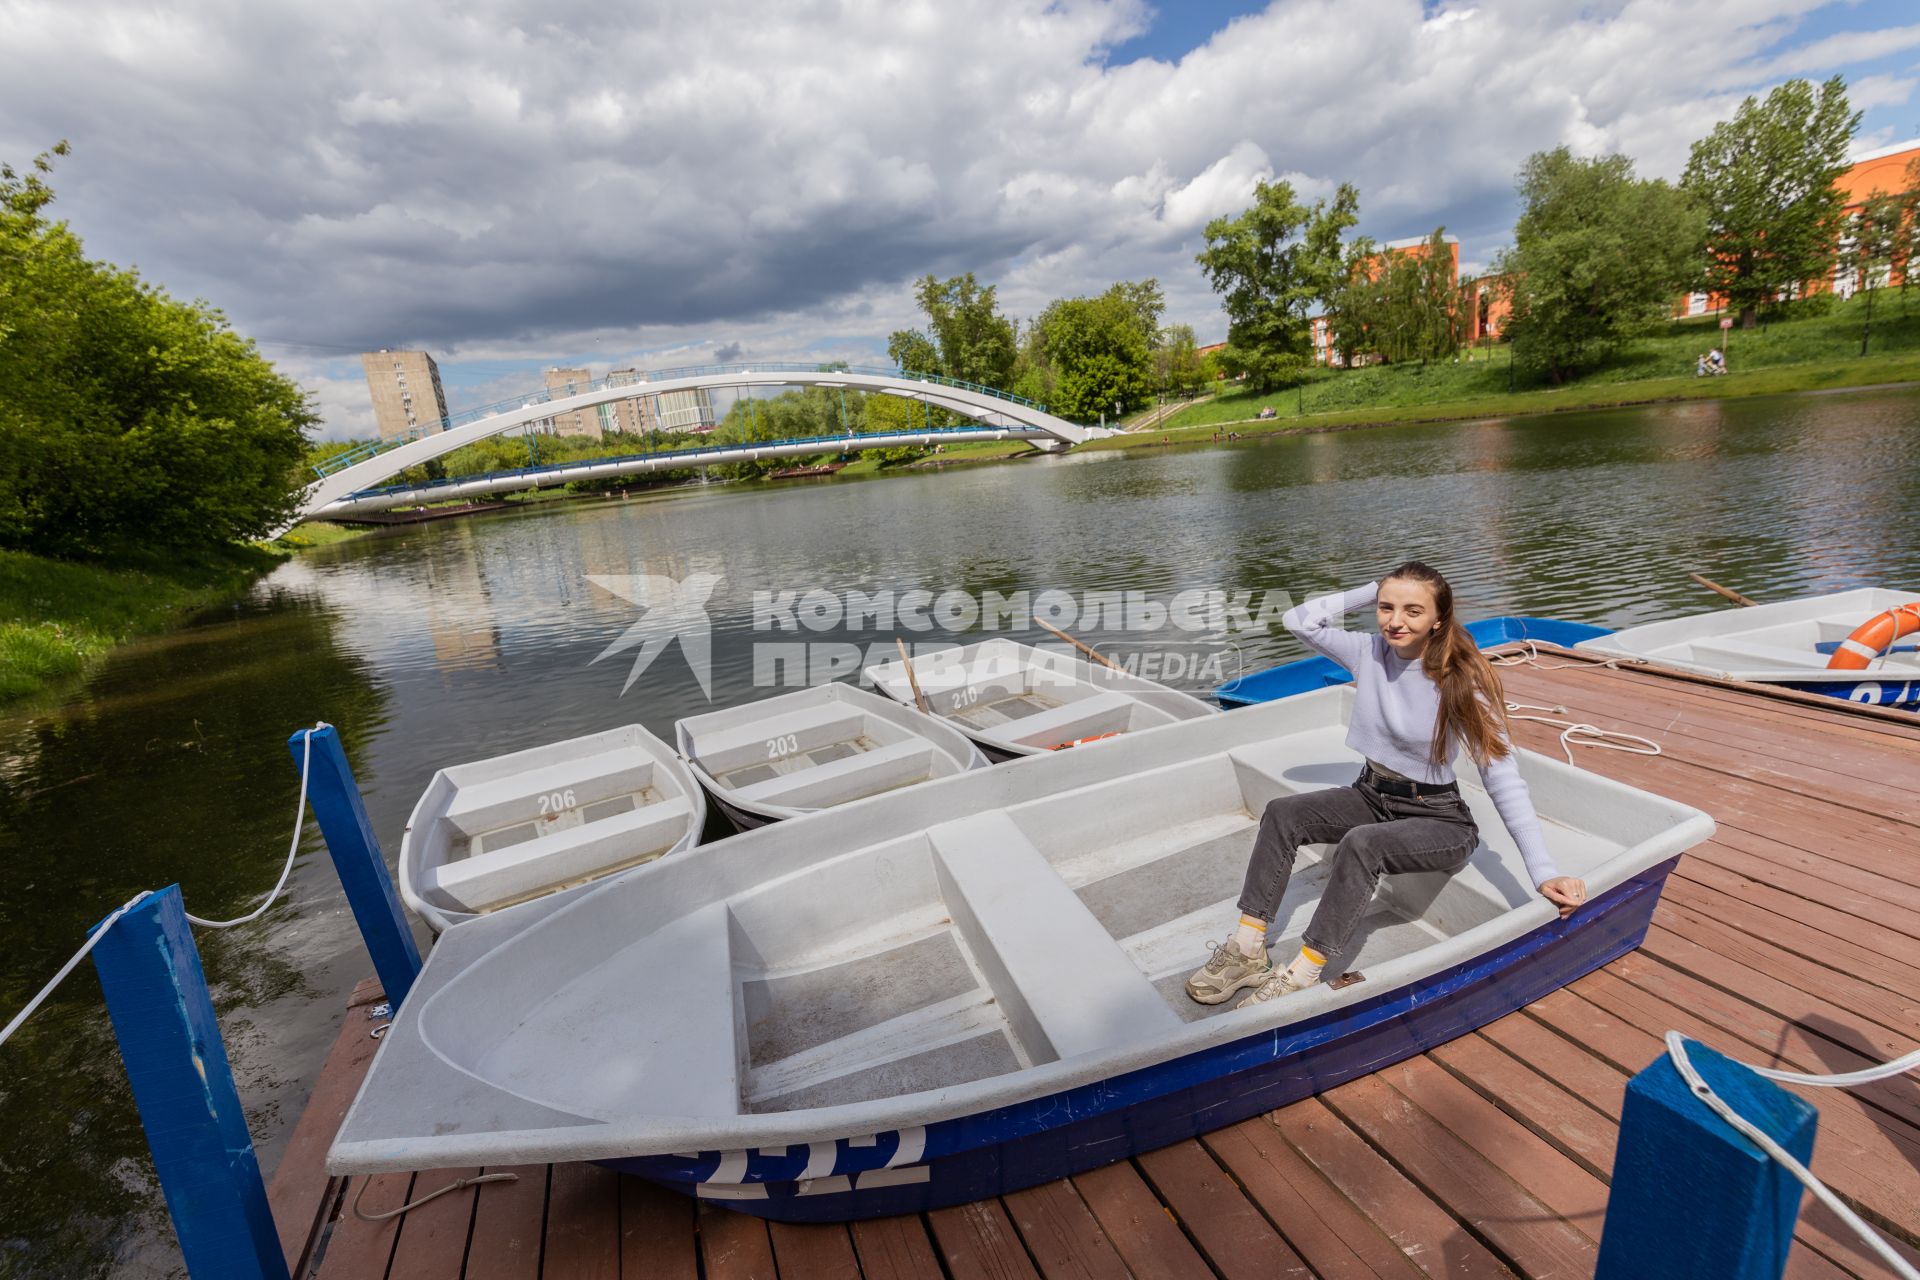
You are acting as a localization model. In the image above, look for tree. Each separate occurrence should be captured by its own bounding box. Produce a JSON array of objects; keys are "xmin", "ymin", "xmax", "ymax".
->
[
  {"xmin": 1195, "ymin": 180, "xmax": 1359, "ymax": 389},
  {"xmin": 1898, "ymin": 156, "xmax": 1920, "ymax": 305},
  {"xmin": 886, "ymin": 329, "xmax": 939, "ymax": 375},
  {"xmin": 1496, "ymin": 148, "xmax": 1705, "ymax": 382},
  {"xmin": 1323, "ymin": 228, "xmax": 1462, "ymax": 366},
  {"xmin": 886, "ymin": 273, "xmax": 1018, "ymax": 388},
  {"xmin": 0, "ymin": 144, "xmax": 316, "ymax": 559},
  {"xmin": 1021, "ymin": 285, "xmax": 1156, "ymax": 420},
  {"xmin": 1151, "ymin": 324, "xmax": 1206, "ymax": 397},
  {"xmin": 1682, "ymin": 76, "xmax": 1860, "ymax": 327},
  {"xmin": 1842, "ymin": 190, "xmax": 1904, "ymax": 354},
  {"xmin": 1108, "ymin": 279, "xmax": 1165, "ymax": 349}
]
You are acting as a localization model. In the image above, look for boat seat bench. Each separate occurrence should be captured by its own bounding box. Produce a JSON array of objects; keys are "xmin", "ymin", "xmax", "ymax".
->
[
  {"xmin": 428, "ymin": 795, "xmax": 693, "ymax": 913},
  {"xmin": 446, "ymin": 748, "xmax": 655, "ymax": 837},
  {"xmin": 1679, "ymin": 637, "xmax": 1836, "ymax": 671},
  {"xmin": 978, "ymin": 691, "xmax": 1136, "ymax": 751},
  {"xmin": 730, "ymin": 739, "xmax": 939, "ymax": 809},
  {"xmin": 688, "ymin": 705, "xmax": 872, "ymax": 774},
  {"xmin": 929, "ymin": 811, "xmax": 1183, "ymax": 1062}
]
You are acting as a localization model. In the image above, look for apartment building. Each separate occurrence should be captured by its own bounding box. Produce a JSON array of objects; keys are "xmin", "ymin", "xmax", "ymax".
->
[{"xmin": 360, "ymin": 350, "xmax": 451, "ymax": 442}]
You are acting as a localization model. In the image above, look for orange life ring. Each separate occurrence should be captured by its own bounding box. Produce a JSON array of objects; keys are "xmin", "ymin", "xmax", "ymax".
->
[
  {"xmin": 1827, "ymin": 603, "xmax": 1920, "ymax": 670},
  {"xmin": 1048, "ymin": 732, "xmax": 1121, "ymax": 751}
]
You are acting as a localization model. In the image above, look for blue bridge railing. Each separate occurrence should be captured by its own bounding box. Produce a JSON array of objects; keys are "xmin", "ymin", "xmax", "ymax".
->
[
  {"xmin": 339, "ymin": 425, "xmax": 1039, "ymax": 502},
  {"xmin": 311, "ymin": 364, "xmax": 1054, "ymax": 478}
]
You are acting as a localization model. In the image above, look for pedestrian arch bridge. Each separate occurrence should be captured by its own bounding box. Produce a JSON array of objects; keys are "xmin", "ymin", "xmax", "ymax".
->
[{"xmin": 294, "ymin": 363, "xmax": 1099, "ymax": 526}]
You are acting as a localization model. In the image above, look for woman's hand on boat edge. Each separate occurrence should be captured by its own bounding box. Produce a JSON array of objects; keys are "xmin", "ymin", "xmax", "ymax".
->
[{"xmin": 1539, "ymin": 877, "xmax": 1587, "ymax": 919}]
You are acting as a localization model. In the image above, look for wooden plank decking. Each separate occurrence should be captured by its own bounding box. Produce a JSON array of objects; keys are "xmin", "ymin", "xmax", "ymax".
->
[{"xmin": 271, "ymin": 652, "xmax": 1920, "ymax": 1278}]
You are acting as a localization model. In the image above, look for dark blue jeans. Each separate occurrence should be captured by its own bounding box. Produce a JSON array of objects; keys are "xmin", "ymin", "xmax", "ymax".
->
[{"xmin": 1237, "ymin": 771, "xmax": 1479, "ymax": 959}]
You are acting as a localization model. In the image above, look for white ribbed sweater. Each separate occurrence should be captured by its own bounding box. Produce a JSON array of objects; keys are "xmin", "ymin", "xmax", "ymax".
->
[{"xmin": 1283, "ymin": 583, "xmax": 1560, "ymax": 887}]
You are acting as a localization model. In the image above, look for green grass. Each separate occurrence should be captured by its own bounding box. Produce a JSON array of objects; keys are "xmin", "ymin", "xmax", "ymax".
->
[
  {"xmin": 0, "ymin": 547, "xmax": 276, "ymax": 706},
  {"xmin": 1137, "ymin": 291, "xmax": 1920, "ymax": 441},
  {"xmin": 828, "ymin": 439, "xmax": 1045, "ymax": 477},
  {"xmin": 1087, "ymin": 350, "xmax": 1920, "ymax": 452},
  {"xmin": 269, "ymin": 520, "xmax": 371, "ymax": 550}
]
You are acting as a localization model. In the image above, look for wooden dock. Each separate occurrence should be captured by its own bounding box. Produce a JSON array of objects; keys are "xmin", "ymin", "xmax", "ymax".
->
[{"xmin": 265, "ymin": 651, "xmax": 1920, "ymax": 1279}]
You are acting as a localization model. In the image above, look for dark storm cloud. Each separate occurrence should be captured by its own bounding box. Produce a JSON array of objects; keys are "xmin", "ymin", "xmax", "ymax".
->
[{"xmin": 1, "ymin": 0, "xmax": 1908, "ymax": 376}]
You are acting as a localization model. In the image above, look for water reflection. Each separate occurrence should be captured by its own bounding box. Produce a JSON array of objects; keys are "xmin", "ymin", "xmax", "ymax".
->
[
  {"xmin": 0, "ymin": 592, "xmax": 386, "ymax": 1278},
  {"xmin": 1, "ymin": 386, "xmax": 1918, "ymax": 1276}
]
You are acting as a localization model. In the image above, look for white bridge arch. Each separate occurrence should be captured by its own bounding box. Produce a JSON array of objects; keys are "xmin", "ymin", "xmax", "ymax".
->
[{"xmin": 296, "ymin": 364, "xmax": 1098, "ymax": 525}]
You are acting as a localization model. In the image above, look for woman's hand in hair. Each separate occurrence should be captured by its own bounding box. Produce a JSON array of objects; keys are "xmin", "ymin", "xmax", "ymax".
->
[{"xmin": 1538, "ymin": 877, "xmax": 1587, "ymax": 919}]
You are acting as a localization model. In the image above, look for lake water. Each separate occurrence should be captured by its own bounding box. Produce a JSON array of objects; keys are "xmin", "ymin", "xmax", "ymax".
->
[{"xmin": 3, "ymin": 386, "xmax": 1918, "ymax": 1276}]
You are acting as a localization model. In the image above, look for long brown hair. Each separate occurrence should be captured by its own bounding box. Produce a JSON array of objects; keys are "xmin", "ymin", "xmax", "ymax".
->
[{"xmin": 1384, "ymin": 561, "xmax": 1513, "ymax": 767}]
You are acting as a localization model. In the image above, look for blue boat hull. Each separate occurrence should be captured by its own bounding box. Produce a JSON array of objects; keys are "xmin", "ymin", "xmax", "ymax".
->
[
  {"xmin": 603, "ymin": 855, "xmax": 1677, "ymax": 1222},
  {"xmin": 1216, "ymin": 615, "xmax": 1612, "ymax": 707},
  {"xmin": 1780, "ymin": 677, "xmax": 1920, "ymax": 712}
]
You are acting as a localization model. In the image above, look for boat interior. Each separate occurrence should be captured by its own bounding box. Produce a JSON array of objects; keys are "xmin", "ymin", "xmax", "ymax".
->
[
  {"xmin": 412, "ymin": 727, "xmax": 697, "ymax": 916},
  {"xmin": 680, "ymin": 686, "xmax": 981, "ymax": 816},
  {"xmin": 422, "ymin": 721, "xmax": 1624, "ymax": 1126},
  {"xmin": 873, "ymin": 639, "xmax": 1211, "ymax": 754},
  {"xmin": 1587, "ymin": 588, "xmax": 1920, "ymax": 677},
  {"xmin": 1669, "ymin": 613, "xmax": 1920, "ymax": 674}
]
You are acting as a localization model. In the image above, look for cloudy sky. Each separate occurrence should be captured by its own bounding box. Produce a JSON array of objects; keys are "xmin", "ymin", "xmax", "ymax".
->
[{"xmin": 4, "ymin": 0, "xmax": 1917, "ymax": 438}]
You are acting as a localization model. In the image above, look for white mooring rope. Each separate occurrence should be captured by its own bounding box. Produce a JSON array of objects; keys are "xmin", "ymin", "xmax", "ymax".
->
[
  {"xmin": 1504, "ymin": 700, "xmax": 1663, "ymax": 766},
  {"xmin": 0, "ymin": 726, "xmax": 321, "ymax": 1051},
  {"xmin": 1486, "ymin": 641, "xmax": 1663, "ymax": 765},
  {"xmin": 1490, "ymin": 638, "xmax": 1648, "ymax": 673},
  {"xmin": 1666, "ymin": 1034, "xmax": 1920, "ymax": 1279},
  {"xmin": 353, "ymin": 1171, "xmax": 520, "ymax": 1222}
]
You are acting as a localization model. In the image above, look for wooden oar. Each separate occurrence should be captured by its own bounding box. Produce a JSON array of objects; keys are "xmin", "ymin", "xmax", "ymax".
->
[
  {"xmin": 1688, "ymin": 572, "xmax": 1759, "ymax": 608},
  {"xmin": 895, "ymin": 638, "xmax": 932, "ymax": 713},
  {"xmin": 1032, "ymin": 617, "xmax": 1126, "ymax": 673}
]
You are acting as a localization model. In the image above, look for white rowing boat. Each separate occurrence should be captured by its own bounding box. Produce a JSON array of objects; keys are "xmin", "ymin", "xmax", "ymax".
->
[
  {"xmin": 335, "ymin": 687, "xmax": 1711, "ymax": 1222},
  {"xmin": 1575, "ymin": 587, "xmax": 1920, "ymax": 711},
  {"xmin": 865, "ymin": 636, "xmax": 1217, "ymax": 758},
  {"xmin": 675, "ymin": 683, "xmax": 989, "ymax": 828},
  {"xmin": 398, "ymin": 724, "xmax": 706, "ymax": 933}
]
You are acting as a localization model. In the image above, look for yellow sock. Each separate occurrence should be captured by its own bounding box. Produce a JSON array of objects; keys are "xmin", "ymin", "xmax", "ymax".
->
[{"xmin": 1286, "ymin": 945, "xmax": 1327, "ymax": 986}]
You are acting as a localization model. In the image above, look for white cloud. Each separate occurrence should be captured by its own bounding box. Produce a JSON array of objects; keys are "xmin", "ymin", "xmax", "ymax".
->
[
  {"xmin": 0, "ymin": 0, "xmax": 1904, "ymax": 438},
  {"xmin": 1160, "ymin": 143, "xmax": 1275, "ymax": 233}
]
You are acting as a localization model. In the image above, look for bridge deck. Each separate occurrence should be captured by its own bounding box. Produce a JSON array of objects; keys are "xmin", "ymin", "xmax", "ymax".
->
[{"xmin": 268, "ymin": 649, "xmax": 1920, "ymax": 1278}]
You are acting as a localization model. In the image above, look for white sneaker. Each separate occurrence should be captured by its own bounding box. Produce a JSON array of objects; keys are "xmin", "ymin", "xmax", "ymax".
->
[
  {"xmin": 1236, "ymin": 967, "xmax": 1312, "ymax": 1009},
  {"xmin": 1184, "ymin": 939, "xmax": 1271, "ymax": 1004}
]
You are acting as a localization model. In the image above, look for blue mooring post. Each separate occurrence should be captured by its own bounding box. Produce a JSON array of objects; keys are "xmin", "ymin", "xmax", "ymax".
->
[
  {"xmin": 91, "ymin": 886, "xmax": 290, "ymax": 1280},
  {"xmin": 290, "ymin": 724, "xmax": 422, "ymax": 1008},
  {"xmin": 1596, "ymin": 1041, "xmax": 1818, "ymax": 1280}
]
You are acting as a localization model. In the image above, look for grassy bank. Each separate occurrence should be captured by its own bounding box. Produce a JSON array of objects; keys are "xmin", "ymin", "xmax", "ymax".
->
[
  {"xmin": 271, "ymin": 520, "xmax": 372, "ymax": 550},
  {"xmin": 1144, "ymin": 292, "xmax": 1920, "ymax": 439},
  {"xmin": 0, "ymin": 547, "xmax": 282, "ymax": 707}
]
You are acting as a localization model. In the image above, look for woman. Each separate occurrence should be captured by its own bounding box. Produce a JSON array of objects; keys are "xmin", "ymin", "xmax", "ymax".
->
[{"xmin": 1187, "ymin": 562, "xmax": 1588, "ymax": 1009}]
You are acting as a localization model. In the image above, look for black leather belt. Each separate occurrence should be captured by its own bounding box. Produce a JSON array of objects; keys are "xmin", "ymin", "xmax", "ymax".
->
[{"xmin": 1362, "ymin": 766, "xmax": 1458, "ymax": 799}]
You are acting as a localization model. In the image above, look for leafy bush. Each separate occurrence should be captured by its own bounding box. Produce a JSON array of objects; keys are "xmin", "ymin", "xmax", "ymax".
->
[{"xmin": 0, "ymin": 145, "xmax": 315, "ymax": 560}]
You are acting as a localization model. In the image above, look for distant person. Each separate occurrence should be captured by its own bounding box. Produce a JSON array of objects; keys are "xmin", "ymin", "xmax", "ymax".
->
[
  {"xmin": 1185, "ymin": 562, "xmax": 1587, "ymax": 1009},
  {"xmin": 1696, "ymin": 353, "xmax": 1709, "ymax": 377},
  {"xmin": 1708, "ymin": 347, "xmax": 1726, "ymax": 375}
]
